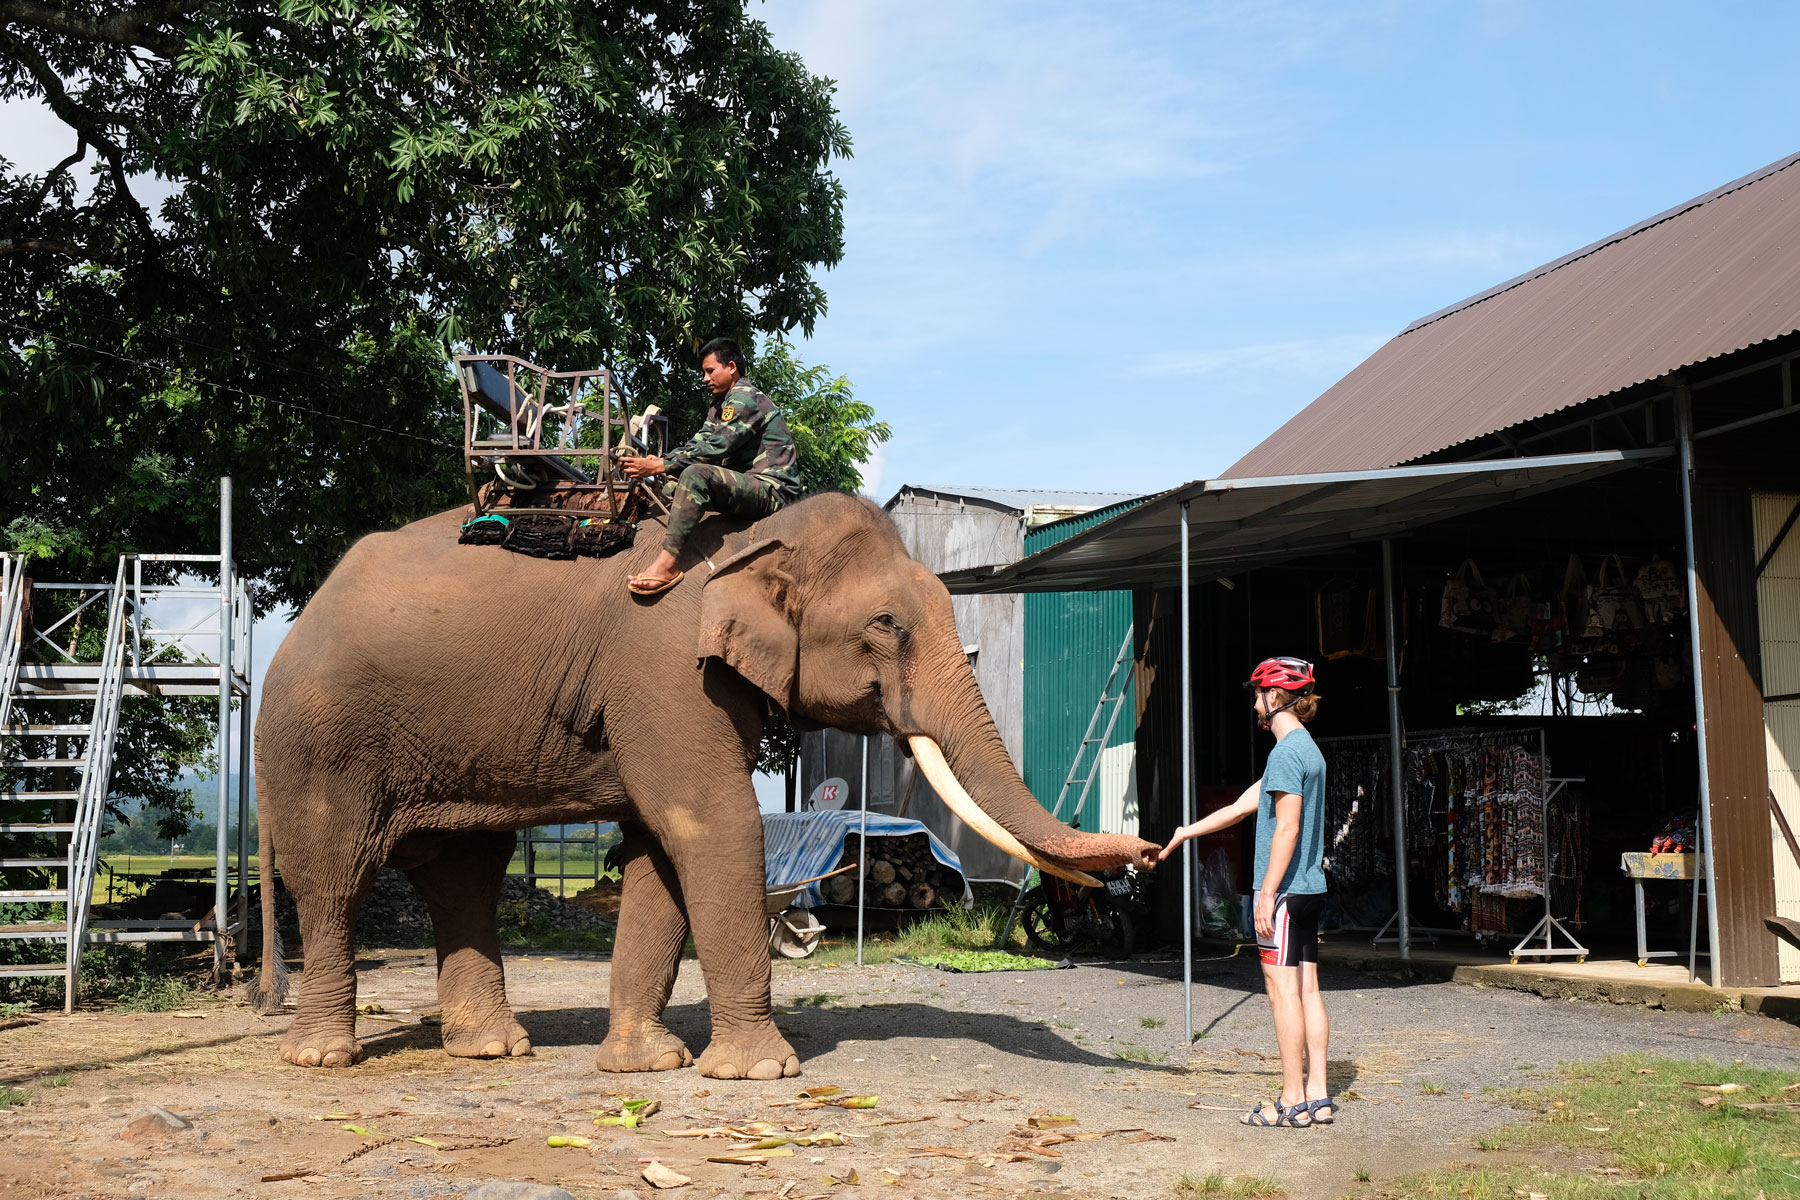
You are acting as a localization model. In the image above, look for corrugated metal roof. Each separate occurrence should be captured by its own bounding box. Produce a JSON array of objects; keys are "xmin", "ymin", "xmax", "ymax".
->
[
  {"xmin": 943, "ymin": 449, "xmax": 1667, "ymax": 595},
  {"xmin": 1225, "ymin": 150, "xmax": 1800, "ymax": 478},
  {"xmin": 886, "ymin": 485, "xmax": 1141, "ymax": 514}
]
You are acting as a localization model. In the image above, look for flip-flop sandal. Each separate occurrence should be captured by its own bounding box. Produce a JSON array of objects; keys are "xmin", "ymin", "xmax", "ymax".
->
[
  {"xmin": 1306, "ymin": 1097, "xmax": 1336, "ymax": 1124},
  {"xmin": 627, "ymin": 570, "xmax": 684, "ymax": 596}
]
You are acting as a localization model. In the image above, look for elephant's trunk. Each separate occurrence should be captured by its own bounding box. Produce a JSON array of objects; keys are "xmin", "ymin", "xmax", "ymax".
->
[{"xmin": 904, "ymin": 648, "xmax": 1160, "ymax": 880}]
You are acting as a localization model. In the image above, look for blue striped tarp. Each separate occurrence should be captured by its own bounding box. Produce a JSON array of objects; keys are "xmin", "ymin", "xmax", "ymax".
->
[{"xmin": 762, "ymin": 811, "xmax": 972, "ymax": 908}]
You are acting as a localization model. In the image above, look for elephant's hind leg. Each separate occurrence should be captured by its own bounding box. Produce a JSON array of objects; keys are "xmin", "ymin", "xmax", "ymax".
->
[
  {"xmin": 280, "ymin": 862, "xmax": 378, "ymax": 1069},
  {"xmin": 596, "ymin": 822, "xmax": 694, "ymax": 1073},
  {"xmin": 407, "ymin": 831, "xmax": 532, "ymax": 1059}
]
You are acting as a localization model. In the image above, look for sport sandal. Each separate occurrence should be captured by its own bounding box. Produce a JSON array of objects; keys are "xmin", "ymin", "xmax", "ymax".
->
[{"xmin": 1241, "ymin": 1099, "xmax": 1312, "ymax": 1128}]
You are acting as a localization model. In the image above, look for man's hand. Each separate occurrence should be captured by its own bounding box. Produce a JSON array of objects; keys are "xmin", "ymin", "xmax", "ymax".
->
[
  {"xmin": 1254, "ymin": 891, "xmax": 1276, "ymax": 940},
  {"xmin": 621, "ymin": 453, "xmax": 665, "ymax": 480}
]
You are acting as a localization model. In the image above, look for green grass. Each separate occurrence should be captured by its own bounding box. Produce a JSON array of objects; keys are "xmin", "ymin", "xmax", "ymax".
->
[
  {"xmin": 0, "ymin": 1086, "xmax": 26, "ymax": 1110},
  {"xmin": 497, "ymin": 919, "xmax": 613, "ymax": 953},
  {"xmin": 1140, "ymin": 1016, "xmax": 1166, "ymax": 1028},
  {"xmin": 42, "ymin": 1071, "xmax": 70, "ymax": 1089},
  {"xmin": 1114, "ymin": 1044, "xmax": 1166, "ymax": 1064},
  {"xmin": 1175, "ymin": 1171, "xmax": 1285, "ymax": 1197},
  {"xmin": 1366, "ymin": 1054, "xmax": 1800, "ymax": 1199},
  {"xmin": 803, "ymin": 903, "xmax": 1034, "ymax": 966},
  {"xmin": 1418, "ymin": 1080, "xmax": 1447, "ymax": 1096},
  {"xmin": 789, "ymin": 992, "xmax": 843, "ymax": 1008}
]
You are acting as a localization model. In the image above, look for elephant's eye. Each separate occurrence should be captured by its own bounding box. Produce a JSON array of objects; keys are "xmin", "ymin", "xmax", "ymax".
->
[{"xmin": 871, "ymin": 613, "xmax": 908, "ymax": 641}]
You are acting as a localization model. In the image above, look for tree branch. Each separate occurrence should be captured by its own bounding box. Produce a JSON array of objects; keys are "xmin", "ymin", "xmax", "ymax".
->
[
  {"xmin": 3, "ymin": 135, "xmax": 84, "ymax": 246},
  {"xmin": 0, "ymin": 0, "xmax": 198, "ymax": 57},
  {"xmin": 0, "ymin": 25, "xmax": 157, "ymax": 251},
  {"xmin": 0, "ymin": 237, "xmax": 116, "ymax": 263}
]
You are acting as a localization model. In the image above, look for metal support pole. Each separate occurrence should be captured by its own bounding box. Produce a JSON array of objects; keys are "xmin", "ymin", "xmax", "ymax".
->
[
  {"xmin": 1381, "ymin": 538, "xmax": 1411, "ymax": 961},
  {"xmin": 235, "ymin": 599, "xmax": 252, "ymax": 953},
  {"xmin": 1675, "ymin": 384, "xmax": 1722, "ymax": 987},
  {"xmin": 856, "ymin": 735, "xmax": 869, "ymax": 967},
  {"xmin": 1180, "ymin": 501, "xmax": 1194, "ymax": 1045},
  {"xmin": 215, "ymin": 478, "xmax": 233, "ymax": 976}
]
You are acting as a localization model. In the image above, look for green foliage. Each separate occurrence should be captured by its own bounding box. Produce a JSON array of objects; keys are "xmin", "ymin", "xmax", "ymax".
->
[
  {"xmin": 752, "ymin": 339, "xmax": 890, "ymax": 496},
  {"xmin": 1, "ymin": 1, "xmax": 851, "ymax": 610},
  {"xmin": 908, "ymin": 950, "xmax": 1056, "ymax": 973},
  {"xmin": 3, "ymin": 3, "xmax": 854, "ymax": 824},
  {"xmin": 114, "ymin": 975, "xmax": 194, "ymax": 1013},
  {"xmin": 0, "ymin": 1085, "xmax": 26, "ymax": 1110}
]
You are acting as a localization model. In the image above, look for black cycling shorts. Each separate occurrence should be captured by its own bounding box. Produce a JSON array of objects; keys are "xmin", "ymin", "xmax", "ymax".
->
[{"xmin": 1257, "ymin": 892, "xmax": 1325, "ymax": 967}]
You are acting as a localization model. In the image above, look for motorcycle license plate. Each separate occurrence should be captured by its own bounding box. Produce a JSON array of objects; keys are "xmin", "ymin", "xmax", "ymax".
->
[{"xmin": 1105, "ymin": 878, "xmax": 1132, "ymax": 896}]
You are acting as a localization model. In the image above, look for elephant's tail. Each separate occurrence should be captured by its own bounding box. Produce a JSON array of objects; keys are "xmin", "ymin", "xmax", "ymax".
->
[{"xmin": 246, "ymin": 813, "xmax": 289, "ymax": 1013}]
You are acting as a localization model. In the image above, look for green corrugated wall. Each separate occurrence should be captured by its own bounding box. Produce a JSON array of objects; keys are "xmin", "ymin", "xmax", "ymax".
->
[{"xmin": 1022, "ymin": 499, "xmax": 1143, "ymax": 832}]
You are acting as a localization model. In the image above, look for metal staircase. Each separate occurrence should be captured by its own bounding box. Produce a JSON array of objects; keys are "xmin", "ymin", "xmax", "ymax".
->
[
  {"xmin": 0, "ymin": 555, "xmax": 128, "ymax": 1008},
  {"xmin": 999, "ymin": 623, "xmax": 1135, "ymax": 944},
  {"xmin": 0, "ymin": 523, "xmax": 252, "ymax": 1011}
]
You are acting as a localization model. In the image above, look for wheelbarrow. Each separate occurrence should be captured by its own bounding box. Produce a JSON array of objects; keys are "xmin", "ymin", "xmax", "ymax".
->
[{"xmin": 764, "ymin": 864, "xmax": 858, "ymax": 959}]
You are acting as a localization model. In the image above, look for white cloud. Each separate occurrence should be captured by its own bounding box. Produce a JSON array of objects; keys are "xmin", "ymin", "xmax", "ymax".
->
[{"xmin": 1134, "ymin": 333, "xmax": 1390, "ymax": 379}]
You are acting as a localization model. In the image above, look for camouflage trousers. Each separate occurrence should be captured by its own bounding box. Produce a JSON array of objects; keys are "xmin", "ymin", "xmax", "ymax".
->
[{"xmin": 661, "ymin": 464, "xmax": 792, "ymax": 555}]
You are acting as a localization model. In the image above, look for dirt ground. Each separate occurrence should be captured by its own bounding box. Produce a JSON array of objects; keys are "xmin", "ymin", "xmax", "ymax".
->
[{"xmin": 1, "ymin": 944, "xmax": 1797, "ymax": 1200}]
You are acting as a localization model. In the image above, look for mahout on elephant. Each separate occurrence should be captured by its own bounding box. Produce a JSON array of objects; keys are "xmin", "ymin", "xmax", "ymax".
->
[{"xmin": 251, "ymin": 492, "xmax": 1159, "ymax": 1079}]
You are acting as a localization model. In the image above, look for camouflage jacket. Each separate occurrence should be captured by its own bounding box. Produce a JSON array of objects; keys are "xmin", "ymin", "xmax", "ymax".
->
[{"xmin": 662, "ymin": 379, "xmax": 803, "ymax": 498}]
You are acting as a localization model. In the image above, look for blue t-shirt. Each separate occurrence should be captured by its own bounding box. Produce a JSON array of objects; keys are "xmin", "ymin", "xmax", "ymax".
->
[{"xmin": 1253, "ymin": 728, "xmax": 1327, "ymax": 895}]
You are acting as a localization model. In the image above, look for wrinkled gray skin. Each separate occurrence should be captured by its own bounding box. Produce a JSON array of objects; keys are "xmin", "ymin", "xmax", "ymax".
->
[{"xmin": 252, "ymin": 493, "xmax": 1159, "ymax": 1079}]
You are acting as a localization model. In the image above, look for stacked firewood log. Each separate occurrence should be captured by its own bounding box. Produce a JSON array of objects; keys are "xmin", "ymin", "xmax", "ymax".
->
[{"xmin": 820, "ymin": 832, "xmax": 961, "ymax": 909}]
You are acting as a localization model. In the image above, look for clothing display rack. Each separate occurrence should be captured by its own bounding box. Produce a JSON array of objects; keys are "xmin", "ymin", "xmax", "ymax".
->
[
  {"xmin": 1317, "ymin": 727, "xmax": 1578, "ymax": 946},
  {"xmin": 1509, "ymin": 776, "xmax": 1589, "ymax": 963}
]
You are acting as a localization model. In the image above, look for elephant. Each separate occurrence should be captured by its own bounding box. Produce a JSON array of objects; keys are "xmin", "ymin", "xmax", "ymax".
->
[{"xmin": 250, "ymin": 491, "xmax": 1160, "ymax": 1079}]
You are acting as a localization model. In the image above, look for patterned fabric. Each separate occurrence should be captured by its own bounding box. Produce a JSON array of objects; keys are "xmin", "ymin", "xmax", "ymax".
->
[
  {"xmin": 661, "ymin": 463, "xmax": 788, "ymax": 554},
  {"xmin": 661, "ymin": 379, "xmax": 804, "ymax": 499}
]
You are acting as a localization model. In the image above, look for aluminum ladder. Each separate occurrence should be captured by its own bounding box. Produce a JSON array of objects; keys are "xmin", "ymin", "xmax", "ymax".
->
[
  {"xmin": 998, "ymin": 622, "xmax": 1135, "ymax": 946},
  {"xmin": 0, "ymin": 556, "xmax": 130, "ymax": 1011}
]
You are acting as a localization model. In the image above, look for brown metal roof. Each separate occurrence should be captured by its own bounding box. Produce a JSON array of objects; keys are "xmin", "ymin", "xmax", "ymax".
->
[
  {"xmin": 1225, "ymin": 151, "xmax": 1800, "ymax": 478},
  {"xmin": 941, "ymin": 449, "xmax": 1666, "ymax": 595}
]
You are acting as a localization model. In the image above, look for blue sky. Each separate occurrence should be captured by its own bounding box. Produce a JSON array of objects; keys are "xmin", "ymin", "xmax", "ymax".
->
[
  {"xmin": 756, "ymin": 0, "xmax": 1800, "ymax": 498},
  {"xmin": 8, "ymin": 2, "xmax": 1800, "ymax": 765}
]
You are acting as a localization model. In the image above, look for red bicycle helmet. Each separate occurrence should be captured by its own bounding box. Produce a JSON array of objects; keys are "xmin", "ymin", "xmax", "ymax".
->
[{"xmin": 1244, "ymin": 656, "xmax": 1316, "ymax": 692}]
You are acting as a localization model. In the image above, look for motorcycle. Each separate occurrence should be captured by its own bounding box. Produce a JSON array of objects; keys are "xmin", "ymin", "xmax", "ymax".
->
[{"xmin": 1017, "ymin": 855, "xmax": 1140, "ymax": 958}]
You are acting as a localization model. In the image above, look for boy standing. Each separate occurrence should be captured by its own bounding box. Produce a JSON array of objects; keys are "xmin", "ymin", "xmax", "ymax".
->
[{"xmin": 1161, "ymin": 657, "xmax": 1333, "ymax": 1128}]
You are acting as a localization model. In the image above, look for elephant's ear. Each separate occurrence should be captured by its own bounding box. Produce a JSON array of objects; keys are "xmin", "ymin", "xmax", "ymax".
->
[{"xmin": 697, "ymin": 537, "xmax": 797, "ymax": 710}]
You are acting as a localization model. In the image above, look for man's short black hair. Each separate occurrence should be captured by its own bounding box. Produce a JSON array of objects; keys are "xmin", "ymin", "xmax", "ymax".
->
[{"xmin": 698, "ymin": 336, "xmax": 748, "ymax": 375}]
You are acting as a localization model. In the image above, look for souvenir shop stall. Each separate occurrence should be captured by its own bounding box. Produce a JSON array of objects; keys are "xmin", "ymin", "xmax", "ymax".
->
[{"xmin": 1300, "ymin": 520, "xmax": 1705, "ymax": 965}]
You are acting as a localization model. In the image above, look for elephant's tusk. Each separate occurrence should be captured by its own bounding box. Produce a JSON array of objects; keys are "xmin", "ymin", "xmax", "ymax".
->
[{"xmin": 907, "ymin": 736, "xmax": 1102, "ymax": 888}]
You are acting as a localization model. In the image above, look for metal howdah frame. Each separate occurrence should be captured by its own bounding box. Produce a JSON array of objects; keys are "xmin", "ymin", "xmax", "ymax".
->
[{"xmin": 455, "ymin": 353, "xmax": 668, "ymax": 518}]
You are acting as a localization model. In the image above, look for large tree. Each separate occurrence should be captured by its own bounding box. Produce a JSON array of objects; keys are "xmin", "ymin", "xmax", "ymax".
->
[
  {"xmin": 0, "ymin": 0, "xmax": 852, "ymax": 609},
  {"xmin": 0, "ymin": 1, "xmax": 856, "ymax": 836}
]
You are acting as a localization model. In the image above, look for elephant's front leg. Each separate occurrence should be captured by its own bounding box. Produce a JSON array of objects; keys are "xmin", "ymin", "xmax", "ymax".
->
[
  {"xmin": 596, "ymin": 822, "xmax": 695, "ymax": 1073},
  {"xmin": 406, "ymin": 831, "xmax": 532, "ymax": 1059},
  {"xmin": 657, "ymin": 804, "xmax": 798, "ymax": 1081}
]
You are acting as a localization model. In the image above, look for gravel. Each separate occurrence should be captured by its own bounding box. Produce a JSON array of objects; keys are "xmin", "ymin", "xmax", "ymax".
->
[{"xmin": 1, "ymin": 941, "xmax": 1793, "ymax": 1199}]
